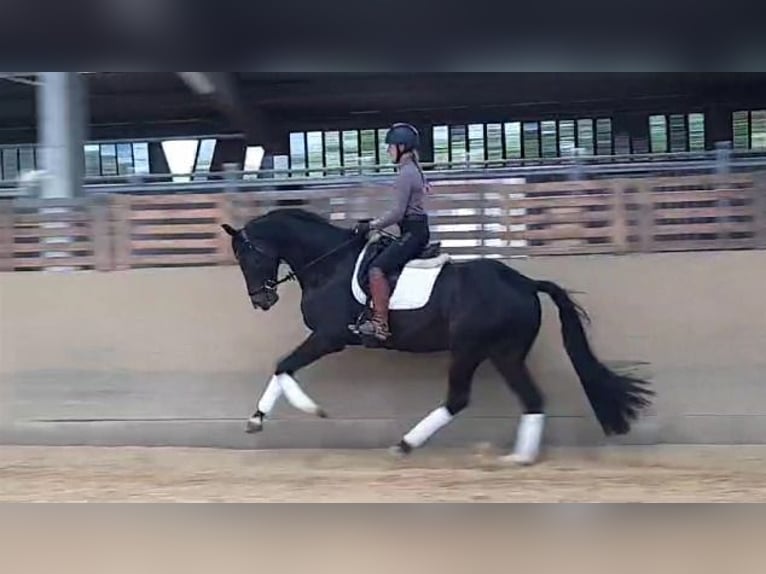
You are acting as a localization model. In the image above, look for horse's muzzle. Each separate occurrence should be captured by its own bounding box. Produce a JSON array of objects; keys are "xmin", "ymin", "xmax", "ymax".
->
[{"xmin": 251, "ymin": 290, "xmax": 279, "ymax": 311}]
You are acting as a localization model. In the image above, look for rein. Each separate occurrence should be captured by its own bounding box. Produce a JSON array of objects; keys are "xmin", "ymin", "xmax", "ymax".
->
[{"xmin": 240, "ymin": 228, "xmax": 371, "ymax": 293}]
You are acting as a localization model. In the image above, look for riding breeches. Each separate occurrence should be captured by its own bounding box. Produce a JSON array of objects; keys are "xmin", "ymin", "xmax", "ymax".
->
[{"xmin": 370, "ymin": 215, "xmax": 430, "ymax": 276}]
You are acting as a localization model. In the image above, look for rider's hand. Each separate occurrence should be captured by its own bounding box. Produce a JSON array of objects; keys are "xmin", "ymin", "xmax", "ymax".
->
[{"xmin": 353, "ymin": 220, "xmax": 372, "ymax": 236}]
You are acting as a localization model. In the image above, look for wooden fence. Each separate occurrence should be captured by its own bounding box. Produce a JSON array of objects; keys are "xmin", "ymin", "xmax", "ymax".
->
[{"xmin": 2, "ymin": 172, "xmax": 766, "ymax": 272}]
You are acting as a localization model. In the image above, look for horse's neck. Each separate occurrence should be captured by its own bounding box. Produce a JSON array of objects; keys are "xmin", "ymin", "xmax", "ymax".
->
[{"xmin": 277, "ymin": 223, "xmax": 352, "ymax": 287}]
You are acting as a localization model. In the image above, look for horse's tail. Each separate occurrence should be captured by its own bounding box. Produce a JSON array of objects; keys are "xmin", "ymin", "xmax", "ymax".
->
[{"xmin": 534, "ymin": 280, "xmax": 654, "ymax": 436}]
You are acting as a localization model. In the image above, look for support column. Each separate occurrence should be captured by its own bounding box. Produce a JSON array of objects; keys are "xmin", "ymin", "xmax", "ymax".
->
[
  {"xmin": 257, "ymin": 153, "xmax": 275, "ymax": 180},
  {"xmin": 414, "ymin": 123, "xmax": 434, "ymax": 165},
  {"xmin": 36, "ymin": 73, "xmax": 87, "ymax": 271},
  {"xmin": 705, "ymin": 106, "xmax": 733, "ymax": 150},
  {"xmin": 146, "ymin": 142, "xmax": 173, "ymax": 182},
  {"xmin": 613, "ymin": 112, "xmax": 649, "ymax": 155},
  {"xmin": 37, "ymin": 72, "xmax": 87, "ymax": 200},
  {"xmin": 211, "ymin": 138, "xmax": 247, "ymax": 172}
]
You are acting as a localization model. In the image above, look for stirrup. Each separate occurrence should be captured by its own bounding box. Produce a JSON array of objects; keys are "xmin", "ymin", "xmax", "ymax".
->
[{"xmin": 357, "ymin": 317, "xmax": 391, "ymax": 341}]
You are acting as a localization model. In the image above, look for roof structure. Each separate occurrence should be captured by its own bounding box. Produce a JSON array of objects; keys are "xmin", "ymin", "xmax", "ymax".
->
[{"xmin": 1, "ymin": 73, "xmax": 764, "ymax": 148}]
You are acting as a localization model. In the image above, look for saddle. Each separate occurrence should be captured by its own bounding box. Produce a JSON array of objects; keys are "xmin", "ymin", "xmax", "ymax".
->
[{"xmin": 355, "ymin": 235, "xmax": 445, "ymax": 300}]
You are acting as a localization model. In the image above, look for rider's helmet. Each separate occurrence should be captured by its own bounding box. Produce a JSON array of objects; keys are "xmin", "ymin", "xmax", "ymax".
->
[{"xmin": 385, "ymin": 123, "xmax": 420, "ymax": 157}]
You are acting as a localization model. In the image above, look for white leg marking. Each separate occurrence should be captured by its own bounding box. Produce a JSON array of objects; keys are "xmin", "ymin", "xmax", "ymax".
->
[
  {"xmin": 403, "ymin": 407, "xmax": 454, "ymax": 449},
  {"xmin": 505, "ymin": 414, "xmax": 545, "ymax": 465},
  {"xmin": 277, "ymin": 374, "xmax": 323, "ymax": 416},
  {"xmin": 257, "ymin": 375, "xmax": 283, "ymax": 416}
]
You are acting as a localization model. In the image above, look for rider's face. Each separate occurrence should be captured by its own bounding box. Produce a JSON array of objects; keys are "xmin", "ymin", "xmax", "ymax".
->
[{"xmin": 387, "ymin": 144, "xmax": 399, "ymax": 163}]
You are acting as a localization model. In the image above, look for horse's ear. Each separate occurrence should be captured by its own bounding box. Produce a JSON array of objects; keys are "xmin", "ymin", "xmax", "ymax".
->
[{"xmin": 221, "ymin": 224, "xmax": 237, "ymax": 237}]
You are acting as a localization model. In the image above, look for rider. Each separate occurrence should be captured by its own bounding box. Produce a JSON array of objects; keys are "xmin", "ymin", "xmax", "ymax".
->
[{"xmin": 353, "ymin": 122, "xmax": 431, "ymax": 341}]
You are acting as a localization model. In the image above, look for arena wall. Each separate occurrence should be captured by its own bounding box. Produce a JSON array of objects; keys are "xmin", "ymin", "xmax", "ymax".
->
[{"xmin": 2, "ymin": 250, "xmax": 765, "ymax": 449}]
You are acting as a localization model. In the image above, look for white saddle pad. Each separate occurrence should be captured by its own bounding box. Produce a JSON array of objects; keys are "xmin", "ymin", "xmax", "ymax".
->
[{"xmin": 351, "ymin": 241, "xmax": 451, "ymax": 311}]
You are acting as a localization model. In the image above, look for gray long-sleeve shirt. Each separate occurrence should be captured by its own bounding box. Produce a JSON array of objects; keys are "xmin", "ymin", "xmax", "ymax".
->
[{"xmin": 371, "ymin": 156, "xmax": 427, "ymax": 230}]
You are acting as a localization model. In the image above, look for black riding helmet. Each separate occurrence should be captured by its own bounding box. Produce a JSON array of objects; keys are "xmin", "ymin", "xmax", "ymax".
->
[{"xmin": 385, "ymin": 123, "xmax": 420, "ymax": 161}]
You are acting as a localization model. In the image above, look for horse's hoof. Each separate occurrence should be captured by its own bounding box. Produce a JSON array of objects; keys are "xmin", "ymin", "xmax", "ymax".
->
[
  {"xmin": 501, "ymin": 453, "xmax": 538, "ymax": 467},
  {"xmin": 315, "ymin": 408, "xmax": 328, "ymax": 419},
  {"xmin": 389, "ymin": 441, "xmax": 413, "ymax": 458},
  {"xmin": 246, "ymin": 416, "xmax": 264, "ymax": 434}
]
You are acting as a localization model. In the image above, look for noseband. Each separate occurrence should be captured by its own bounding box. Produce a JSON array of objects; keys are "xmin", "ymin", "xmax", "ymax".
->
[{"xmin": 236, "ymin": 229, "xmax": 296, "ymax": 297}]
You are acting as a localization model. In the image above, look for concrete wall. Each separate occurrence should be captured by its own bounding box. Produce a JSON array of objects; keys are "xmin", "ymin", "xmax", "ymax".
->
[{"xmin": 2, "ymin": 250, "xmax": 766, "ymax": 449}]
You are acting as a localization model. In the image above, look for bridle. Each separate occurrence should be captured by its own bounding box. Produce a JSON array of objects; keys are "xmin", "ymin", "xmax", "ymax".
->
[
  {"xmin": 236, "ymin": 227, "xmax": 363, "ymax": 297},
  {"xmin": 236, "ymin": 229, "xmax": 293, "ymax": 297}
]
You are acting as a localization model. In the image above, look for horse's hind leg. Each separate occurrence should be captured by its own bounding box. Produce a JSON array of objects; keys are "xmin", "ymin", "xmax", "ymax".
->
[
  {"xmin": 394, "ymin": 347, "xmax": 486, "ymax": 455},
  {"xmin": 490, "ymin": 341, "xmax": 547, "ymax": 465}
]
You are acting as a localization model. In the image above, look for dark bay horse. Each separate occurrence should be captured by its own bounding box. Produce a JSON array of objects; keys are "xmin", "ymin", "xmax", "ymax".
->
[{"xmin": 222, "ymin": 208, "xmax": 653, "ymax": 464}]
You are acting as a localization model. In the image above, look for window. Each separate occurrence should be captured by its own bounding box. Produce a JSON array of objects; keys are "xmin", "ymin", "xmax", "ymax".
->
[
  {"xmin": 559, "ymin": 120, "xmax": 576, "ymax": 156},
  {"xmin": 733, "ymin": 111, "xmax": 750, "ymax": 149},
  {"xmin": 540, "ymin": 121, "xmax": 557, "ymax": 158},
  {"xmin": 433, "ymin": 125, "xmax": 450, "ymax": 165},
  {"xmin": 162, "ymin": 139, "xmax": 198, "ymax": 182},
  {"xmin": 342, "ymin": 130, "xmax": 360, "ymax": 174},
  {"xmin": 377, "ymin": 128, "xmax": 395, "ymax": 172},
  {"xmin": 486, "ymin": 123, "xmax": 503, "ymax": 164},
  {"xmin": 18, "ymin": 147, "xmax": 35, "ymax": 174},
  {"xmin": 243, "ymin": 146, "xmax": 265, "ymax": 179},
  {"xmin": 577, "ymin": 119, "xmax": 594, "ymax": 155},
  {"xmin": 273, "ymin": 155, "xmax": 289, "ymax": 174},
  {"xmin": 195, "ymin": 139, "xmax": 216, "ymax": 174},
  {"xmin": 450, "ymin": 125, "xmax": 467, "ymax": 167},
  {"xmin": 523, "ymin": 122, "xmax": 540, "ymax": 159},
  {"xmin": 289, "ymin": 132, "xmax": 307, "ymax": 177},
  {"xmin": 133, "ymin": 143, "xmax": 150, "ymax": 175},
  {"xmin": 650, "ymin": 115, "xmax": 668, "ymax": 153},
  {"xmin": 325, "ymin": 131, "xmax": 342, "ymax": 175},
  {"xmin": 596, "ymin": 119, "xmax": 613, "ymax": 155},
  {"xmin": 3, "ymin": 149, "xmax": 18, "ymax": 180},
  {"xmin": 100, "ymin": 144, "xmax": 118, "ymax": 176},
  {"xmin": 84, "ymin": 144, "xmax": 101, "ymax": 177},
  {"xmin": 504, "ymin": 122, "xmax": 522, "ymax": 159},
  {"xmin": 117, "ymin": 143, "xmax": 134, "ymax": 175},
  {"xmin": 670, "ymin": 114, "xmax": 687, "ymax": 152},
  {"xmin": 751, "ymin": 110, "xmax": 766, "ymax": 149},
  {"xmin": 360, "ymin": 129, "xmax": 377, "ymax": 171},
  {"xmin": 686, "ymin": 113, "xmax": 705, "ymax": 151},
  {"xmin": 306, "ymin": 131, "xmax": 324, "ymax": 177},
  {"xmin": 468, "ymin": 124, "xmax": 486, "ymax": 165}
]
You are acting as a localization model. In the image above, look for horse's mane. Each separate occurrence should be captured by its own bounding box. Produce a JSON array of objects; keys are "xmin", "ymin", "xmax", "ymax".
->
[
  {"xmin": 246, "ymin": 208, "xmax": 349, "ymax": 240},
  {"xmin": 272, "ymin": 208, "xmax": 332, "ymax": 226}
]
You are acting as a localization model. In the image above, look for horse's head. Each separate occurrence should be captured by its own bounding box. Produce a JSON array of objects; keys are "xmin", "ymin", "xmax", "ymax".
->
[{"xmin": 222, "ymin": 223, "xmax": 281, "ymax": 311}]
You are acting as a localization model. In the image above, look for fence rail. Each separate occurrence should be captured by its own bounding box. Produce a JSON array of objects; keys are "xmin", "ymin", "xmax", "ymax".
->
[{"xmin": 2, "ymin": 172, "xmax": 766, "ymax": 272}]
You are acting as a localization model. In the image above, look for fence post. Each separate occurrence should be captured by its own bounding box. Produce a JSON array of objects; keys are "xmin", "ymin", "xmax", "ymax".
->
[
  {"xmin": 567, "ymin": 147, "xmax": 585, "ymax": 181},
  {"xmin": 715, "ymin": 141, "xmax": 732, "ymax": 176},
  {"xmin": 610, "ymin": 180, "xmax": 629, "ymax": 254},
  {"xmin": 88, "ymin": 193, "xmax": 112, "ymax": 271},
  {"xmin": 0, "ymin": 198, "xmax": 14, "ymax": 271},
  {"xmin": 636, "ymin": 180, "xmax": 655, "ymax": 253},
  {"xmin": 111, "ymin": 194, "xmax": 132, "ymax": 270},
  {"xmin": 216, "ymin": 192, "xmax": 235, "ymax": 265},
  {"xmin": 223, "ymin": 163, "xmax": 239, "ymax": 194}
]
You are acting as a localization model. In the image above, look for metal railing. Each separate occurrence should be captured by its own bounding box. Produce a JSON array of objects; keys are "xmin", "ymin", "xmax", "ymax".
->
[
  {"xmin": 4, "ymin": 149, "xmax": 766, "ymax": 198},
  {"xmin": 84, "ymin": 149, "xmax": 766, "ymax": 192}
]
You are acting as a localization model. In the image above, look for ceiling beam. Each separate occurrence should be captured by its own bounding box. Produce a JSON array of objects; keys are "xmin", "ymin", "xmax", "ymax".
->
[{"xmin": 177, "ymin": 72, "xmax": 276, "ymax": 148}]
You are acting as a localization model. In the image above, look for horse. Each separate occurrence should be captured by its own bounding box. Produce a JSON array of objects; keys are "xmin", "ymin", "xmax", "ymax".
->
[{"xmin": 221, "ymin": 208, "xmax": 653, "ymax": 464}]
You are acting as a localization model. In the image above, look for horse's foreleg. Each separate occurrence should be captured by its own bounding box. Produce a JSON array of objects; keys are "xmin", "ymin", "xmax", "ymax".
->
[
  {"xmin": 246, "ymin": 375, "xmax": 284, "ymax": 433},
  {"xmin": 247, "ymin": 333, "xmax": 345, "ymax": 433}
]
